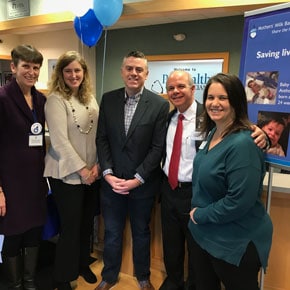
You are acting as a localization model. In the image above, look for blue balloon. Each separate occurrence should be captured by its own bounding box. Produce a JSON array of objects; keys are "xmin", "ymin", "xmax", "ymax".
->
[
  {"xmin": 93, "ymin": 0, "xmax": 123, "ymax": 27},
  {"xmin": 73, "ymin": 9, "xmax": 103, "ymax": 47}
]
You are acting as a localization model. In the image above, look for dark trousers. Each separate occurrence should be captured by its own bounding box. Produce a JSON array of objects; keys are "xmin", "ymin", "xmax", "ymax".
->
[
  {"xmin": 49, "ymin": 178, "xmax": 99, "ymax": 282},
  {"xmin": 100, "ymin": 181, "xmax": 155, "ymax": 283},
  {"xmin": 191, "ymin": 238, "xmax": 261, "ymax": 290},
  {"xmin": 2, "ymin": 227, "xmax": 43, "ymax": 256},
  {"xmin": 160, "ymin": 175, "xmax": 196, "ymax": 290}
]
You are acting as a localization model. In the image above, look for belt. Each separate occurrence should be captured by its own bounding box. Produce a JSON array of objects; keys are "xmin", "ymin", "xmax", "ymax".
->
[
  {"xmin": 177, "ymin": 181, "xmax": 192, "ymax": 188},
  {"xmin": 162, "ymin": 172, "xmax": 192, "ymax": 189}
]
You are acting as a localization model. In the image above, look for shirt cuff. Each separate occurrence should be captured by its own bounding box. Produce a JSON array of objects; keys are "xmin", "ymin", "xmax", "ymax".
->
[
  {"xmin": 135, "ymin": 173, "xmax": 145, "ymax": 184},
  {"xmin": 263, "ymin": 131, "xmax": 272, "ymax": 151},
  {"xmin": 103, "ymin": 168, "xmax": 113, "ymax": 177}
]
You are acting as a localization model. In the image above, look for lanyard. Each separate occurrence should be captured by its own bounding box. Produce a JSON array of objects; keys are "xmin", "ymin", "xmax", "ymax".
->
[{"xmin": 32, "ymin": 108, "xmax": 38, "ymax": 123}]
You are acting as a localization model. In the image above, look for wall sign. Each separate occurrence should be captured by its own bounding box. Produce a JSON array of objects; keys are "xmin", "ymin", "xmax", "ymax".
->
[
  {"xmin": 7, "ymin": 0, "xmax": 30, "ymax": 19},
  {"xmin": 145, "ymin": 52, "xmax": 229, "ymax": 104}
]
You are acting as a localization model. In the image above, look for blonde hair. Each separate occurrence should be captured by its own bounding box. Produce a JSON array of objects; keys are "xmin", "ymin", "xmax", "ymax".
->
[{"xmin": 47, "ymin": 51, "xmax": 93, "ymax": 104}]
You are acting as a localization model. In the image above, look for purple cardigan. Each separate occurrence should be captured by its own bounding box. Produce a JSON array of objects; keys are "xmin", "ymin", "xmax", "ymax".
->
[{"xmin": 0, "ymin": 78, "xmax": 47, "ymax": 235}]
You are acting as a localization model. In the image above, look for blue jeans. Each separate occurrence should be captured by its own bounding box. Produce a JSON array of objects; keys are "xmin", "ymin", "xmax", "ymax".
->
[{"xmin": 100, "ymin": 183, "xmax": 155, "ymax": 283}]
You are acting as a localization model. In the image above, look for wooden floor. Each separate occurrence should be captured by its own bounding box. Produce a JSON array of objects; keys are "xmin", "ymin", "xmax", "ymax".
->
[
  {"xmin": 0, "ymin": 241, "xmax": 165, "ymax": 290},
  {"xmin": 72, "ymin": 250, "xmax": 165, "ymax": 290}
]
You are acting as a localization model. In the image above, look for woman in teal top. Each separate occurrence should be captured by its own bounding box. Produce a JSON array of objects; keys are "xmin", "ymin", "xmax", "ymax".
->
[{"xmin": 188, "ymin": 73, "xmax": 273, "ymax": 290}]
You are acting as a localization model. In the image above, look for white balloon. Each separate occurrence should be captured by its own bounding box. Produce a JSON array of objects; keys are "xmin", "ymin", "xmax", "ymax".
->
[{"xmin": 71, "ymin": 0, "xmax": 93, "ymax": 17}]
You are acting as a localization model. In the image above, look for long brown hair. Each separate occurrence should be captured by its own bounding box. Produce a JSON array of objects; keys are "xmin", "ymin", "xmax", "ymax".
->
[
  {"xmin": 201, "ymin": 73, "xmax": 252, "ymax": 137},
  {"xmin": 47, "ymin": 51, "xmax": 93, "ymax": 104}
]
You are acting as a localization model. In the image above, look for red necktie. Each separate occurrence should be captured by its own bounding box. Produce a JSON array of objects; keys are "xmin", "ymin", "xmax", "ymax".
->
[{"xmin": 168, "ymin": 114, "xmax": 184, "ymax": 189}]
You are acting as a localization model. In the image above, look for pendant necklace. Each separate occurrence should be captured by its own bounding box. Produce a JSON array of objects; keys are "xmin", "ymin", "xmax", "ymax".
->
[{"xmin": 69, "ymin": 100, "xmax": 94, "ymax": 134}]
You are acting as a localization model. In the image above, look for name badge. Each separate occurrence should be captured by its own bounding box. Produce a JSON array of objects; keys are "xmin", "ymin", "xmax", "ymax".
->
[
  {"xmin": 29, "ymin": 122, "xmax": 43, "ymax": 147},
  {"xmin": 29, "ymin": 134, "xmax": 43, "ymax": 146},
  {"xmin": 199, "ymin": 141, "xmax": 207, "ymax": 150}
]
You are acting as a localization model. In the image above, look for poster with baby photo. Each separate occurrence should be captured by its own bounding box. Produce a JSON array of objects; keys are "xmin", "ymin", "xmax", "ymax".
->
[
  {"xmin": 257, "ymin": 111, "xmax": 290, "ymax": 158},
  {"xmin": 239, "ymin": 5, "xmax": 290, "ymax": 169},
  {"xmin": 245, "ymin": 71, "xmax": 278, "ymax": 105}
]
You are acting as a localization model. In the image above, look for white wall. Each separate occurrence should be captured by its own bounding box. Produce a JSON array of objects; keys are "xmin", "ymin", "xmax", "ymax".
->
[
  {"xmin": 0, "ymin": 29, "xmax": 79, "ymax": 90},
  {"xmin": 0, "ymin": 0, "xmax": 69, "ymax": 21},
  {"xmin": 0, "ymin": 1, "xmax": 95, "ymax": 93},
  {"xmin": 0, "ymin": 0, "xmax": 6, "ymax": 20},
  {"xmin": 0, "ymin": 0, "xmax": 100, "ymax": 92},
  {"xmin": 20, "ymin": 29, "xmax": 79, "ymax": 89},
  {"xmin": 0, "ymin": 0, "xmax": 80, "ymax": 89},
  {"xmin": 0, "ymin": 34, "xmax": 21, "ymax": 55}
]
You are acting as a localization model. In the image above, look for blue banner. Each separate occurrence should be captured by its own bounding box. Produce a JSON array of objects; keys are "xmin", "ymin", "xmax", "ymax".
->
[{"xmin": 239, "ymin": 3, "xmax": 290, "ymax": 169}]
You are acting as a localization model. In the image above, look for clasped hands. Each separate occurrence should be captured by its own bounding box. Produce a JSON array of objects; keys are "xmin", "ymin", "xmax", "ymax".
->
[
  {"xmin": 78, "ymin": 163, "xmax": 100, "ymax": 185},
  {"xmin": 105, "ymin": 174, "xmax": 141, "ymax": 195}
]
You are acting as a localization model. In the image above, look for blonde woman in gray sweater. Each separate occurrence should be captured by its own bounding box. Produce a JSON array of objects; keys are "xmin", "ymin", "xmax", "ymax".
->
[{"xmin": 44, "ymin": 51, "xmax": 100, "ymax": 290}]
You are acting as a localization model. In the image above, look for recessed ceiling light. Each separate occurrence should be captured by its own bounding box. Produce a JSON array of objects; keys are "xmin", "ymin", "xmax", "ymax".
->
[{"xmin": 173, "ymin": 33, "xmax": 186, "ymax": 41}]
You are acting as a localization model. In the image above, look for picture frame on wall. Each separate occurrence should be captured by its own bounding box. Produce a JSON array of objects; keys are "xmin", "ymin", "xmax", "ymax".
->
[{"xmin": 48, "ymin": 59, "xmax": 57, "ymax": 79}]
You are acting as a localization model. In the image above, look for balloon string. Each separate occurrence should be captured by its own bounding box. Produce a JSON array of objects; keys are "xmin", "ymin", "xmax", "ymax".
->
[
  {"xmin": 100, "ymin": 28, "xmax": 108, "ymax": 98},
  {"xmin": 78, "ymin": 16, "xmax": 85, "ymax": 56},
  {"xmin": 78, "ymin": 16, "xmax": 83, "ymax": 46}
]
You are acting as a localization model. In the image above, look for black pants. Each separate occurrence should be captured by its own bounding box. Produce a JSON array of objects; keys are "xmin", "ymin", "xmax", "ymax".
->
[
  {"xmin": 49, "ymin": 178, "xmax": 100, "ymax": 283},
  {"xmin": 160, "ymin": 175, "xmax": 196, "ymax": 290},
  {"xmin": 2, "ymin": 227, "xmax": 43, "ymax": 256},
  {"xmin": 191, "ymin": 238, "xmax": 261, "ymax": 290}
]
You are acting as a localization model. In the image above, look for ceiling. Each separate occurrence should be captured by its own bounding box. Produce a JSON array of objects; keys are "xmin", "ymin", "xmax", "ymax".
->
[
  {"xmin": 113, "ymin": 1, "xmax": 288, "ymax": 29},
  {"xmin": 0, "ymin": 1, "xmax": 288, "ymax": 35}
]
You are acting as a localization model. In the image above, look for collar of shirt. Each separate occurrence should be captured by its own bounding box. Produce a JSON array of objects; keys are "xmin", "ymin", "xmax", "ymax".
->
[
  {"xmin": 174, "ymin": 100, "xmax": 197, "ymax": 122},
  {"xmin": 124, "ymin": 88, "xmax": 143, "ymax": 104}
]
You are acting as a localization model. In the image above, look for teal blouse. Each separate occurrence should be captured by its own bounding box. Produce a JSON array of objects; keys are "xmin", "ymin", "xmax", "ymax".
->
[{"xmin": 188, "ymin": 128, "xmax": 273, "ymax": 270}]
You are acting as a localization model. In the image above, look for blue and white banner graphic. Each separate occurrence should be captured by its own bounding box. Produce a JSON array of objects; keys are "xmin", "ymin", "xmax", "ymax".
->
[{"xmin": 239, "ymin": 3, "xmax": 290, "ymax": 169}]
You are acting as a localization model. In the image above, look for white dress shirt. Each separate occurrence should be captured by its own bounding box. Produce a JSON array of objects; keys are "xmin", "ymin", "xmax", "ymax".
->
[{"xmin": 163, "ymin": 101, "xmax": 200, "ymax": 182}]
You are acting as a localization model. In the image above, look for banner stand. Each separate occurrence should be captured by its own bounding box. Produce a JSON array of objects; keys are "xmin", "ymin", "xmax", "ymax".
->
[
  {"xmin": 265, "ymin": 165, "xmax": 274, "ymax": 215},
  {"xmin": 239, "ymin": 3, "xmax": 290, "ymax": 285},
  {"xmin": 260, "ymin": 164, "xmax": 274, "ymax": 289}
]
